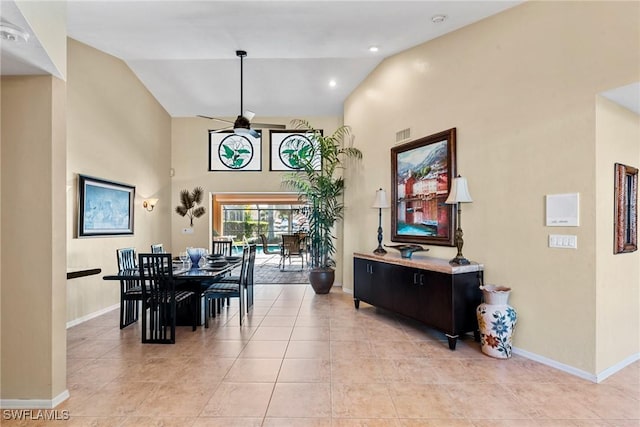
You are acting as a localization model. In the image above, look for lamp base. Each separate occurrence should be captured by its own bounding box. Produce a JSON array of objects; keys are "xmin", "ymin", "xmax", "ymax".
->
[
  {"xmin": 373, "ymin": 246, "xmax": 387, "ymax": 255},
  {"xmin": 449, "ymin": 255, "xmax": 470, "ymax": 266}
]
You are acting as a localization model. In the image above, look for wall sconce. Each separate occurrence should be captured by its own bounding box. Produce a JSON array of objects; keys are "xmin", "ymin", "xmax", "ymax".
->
[
  {"xmin": 445, "ymin": 175, "xmax": 473, "ymax": 265},
  {"xmin": 371, "ymin": 188, "xmax": 390, "ymax": 255},
  {"xmin": 142, "ymin": 198, "xmax": 159, "ymax": 212}
]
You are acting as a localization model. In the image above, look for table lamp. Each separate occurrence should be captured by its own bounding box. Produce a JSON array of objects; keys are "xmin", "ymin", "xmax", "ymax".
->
[
  {"xmin": 372, "ymin": 188, "xmax": 390, "ymax": 255},
  {"xmin": 445, "ymin": 175, "xmax": 473, "ymax": 265}
]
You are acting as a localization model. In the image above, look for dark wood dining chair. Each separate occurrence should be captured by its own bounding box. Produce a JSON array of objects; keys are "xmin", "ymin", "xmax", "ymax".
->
[
  {"xmin": 219, "ymin": 243, "xmax": 257, "ymax": 310},
  {"xmin": 138, "ymin": 253, "xmax": 197, "ymax": 343},
  {"xmin": 203, "ymin": 246, "xmax": 249, "ymax": 327},
  {"xmin": 116, "ymin": 247, "xmax": 142, "ymax": 329},
  {"xmin": 212, "ymin": 239, "xmax": 233, "ymax": 256},
  {"xmin": 150, "ymin": 243, "xmax": 164, "ymax": 253}
]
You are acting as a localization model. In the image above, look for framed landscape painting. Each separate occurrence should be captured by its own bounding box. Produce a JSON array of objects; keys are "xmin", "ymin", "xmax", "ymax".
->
[
  {"xmin": 78, "ymin": 175, "xmax": 135, "ymax": 237},
  {"xmin": 269, "ymin": 130, "xmax": 322, "ymax": 171},
  {"xmin": 209, "ymin": 130, "xmax": 262, "ymax": 171},
  {"xmin": 391, "ymin": 128, "xmax": 457, "ymax": 246}
]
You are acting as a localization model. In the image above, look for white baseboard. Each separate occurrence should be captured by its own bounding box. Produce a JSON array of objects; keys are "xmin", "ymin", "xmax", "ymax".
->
[
  {"xmin": 513, "ymin": 347, "xmax": 640, "ymax": 383},
  {"xmin": 1, "ymin": 389, "xmax": 69, "ymax": 409},
  {"xmin": 594, "ymin": 353, "xmax": 640, "ymax": 383},
  {"xmin": 512, "ymin": 347, "xmax": 598, "ymax": 382},
  {"xmin": 66, "ymin": 304, "xmax": 119, "ymax": 329}
]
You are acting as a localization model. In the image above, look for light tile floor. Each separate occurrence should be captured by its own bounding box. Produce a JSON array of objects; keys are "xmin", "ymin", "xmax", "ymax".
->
[{"xmin": 5, "ymin": 284, "xmax": 639, "ymax": 426}]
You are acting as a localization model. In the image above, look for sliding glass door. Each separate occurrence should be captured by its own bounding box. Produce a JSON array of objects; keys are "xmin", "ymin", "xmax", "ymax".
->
[{"xmin": 221, "ymin": 204, "xmax": 308, "ymax": 246}]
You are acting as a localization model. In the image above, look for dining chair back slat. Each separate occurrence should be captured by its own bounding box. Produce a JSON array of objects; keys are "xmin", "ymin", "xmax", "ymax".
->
[
  {"xmin": 138, "ymin": 253, "xmax": 197, "ymax": 343},
  {"xmin": 245, "ymin": 244, "xmax": 257, "ymax": 310},
  {"xmin": 151, "ymin": 243, "xmax": 164, "ymax": 254},
  {"xmin": 212, "ymin": 239, "xmax": 233, "ymax": 256},
  {"xmin": 116, "ymin": 247, "xmax": 141, "ymax": 329},
  {"xmin": 203, "ymin": 246, "xmax": 249, "ymax": 327},
  {"xmin": 118, "ymin": 247, "xmax": 136, "ymax": 270}
]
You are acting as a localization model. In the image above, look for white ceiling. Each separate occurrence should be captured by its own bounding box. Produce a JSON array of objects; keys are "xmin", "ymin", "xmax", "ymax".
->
[
  {"xmin": 601, "ymin": 82, "xmax": 640, "ymax": 115},
  {"xmin": 1, "ymin": 0, "xmax": 525, "ymax": 118},
  {"xmin": 4, "ymin": 1, "xmax": 636, "ymax": 118},
  {"xmin": 0, "ymin": 1, "xmax": 61, "ymax": 77}
]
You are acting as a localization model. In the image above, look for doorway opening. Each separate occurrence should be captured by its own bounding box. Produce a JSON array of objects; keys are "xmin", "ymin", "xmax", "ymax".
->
[
  {"xmin": 211, "ymin": 193, "xmax": 311, "ymax": 283},
  {"xmin": 211, "ymin": 193, "xmax": 308, "ymax": 249}
]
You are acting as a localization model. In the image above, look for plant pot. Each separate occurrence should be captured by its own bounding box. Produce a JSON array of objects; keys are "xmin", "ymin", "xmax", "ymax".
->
[{"xmin": 308, "ymin": 268, "xmax": 335, "ymax": 294}]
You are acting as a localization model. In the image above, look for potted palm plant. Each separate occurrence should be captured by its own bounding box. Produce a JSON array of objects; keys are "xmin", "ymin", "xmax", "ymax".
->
[{"xmin": 283, "ymin": 120, "xmax": 362, "ymax": 294}]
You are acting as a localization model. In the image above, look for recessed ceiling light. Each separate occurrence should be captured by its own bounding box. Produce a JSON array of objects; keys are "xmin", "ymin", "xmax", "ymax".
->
[
  {"xmin": 0, "ymin": 21, "xmax": 29, "ymax": 43},
  {"xmin": 431, "ymin": 14, "xmax": 447, "ymax": 24},
  {"xmin": 329, "ymin": 80, "xmax": 337, "ymax": 88},
  {"xmin": 369, "ymin": 46, "xmax": 379, "ymax": 53}
]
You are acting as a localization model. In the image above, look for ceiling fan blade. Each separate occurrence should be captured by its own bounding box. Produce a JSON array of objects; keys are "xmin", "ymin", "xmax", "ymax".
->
[
  {"xmin": 243, "ymin": 110, "xmax": 256, "ymax": 121},
  {"xmin": 197, "ymin": 115, "xmax": 235, "ymax": 125},
  {"xmin": 244, "ymin": 110, "xmax": 285, "ymax": 129},
  {"xmin": 251, "ymin": 122, "xmax": 286, "ymax": 129},
  {"xmin": 211, "ymin": 125, "xmax": 233, "ymax": 133}
]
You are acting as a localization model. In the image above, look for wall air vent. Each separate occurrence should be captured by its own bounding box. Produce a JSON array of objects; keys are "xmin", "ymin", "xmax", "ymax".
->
[{"xmin": 396, "ymin": 128, "xmax": 411, "ymax": 143}]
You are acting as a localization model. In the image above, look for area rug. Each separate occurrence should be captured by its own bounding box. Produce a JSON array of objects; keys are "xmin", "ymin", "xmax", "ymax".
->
[{"xmin": 253, "ymin": 258, "xmax": 309, "ymax": 284}]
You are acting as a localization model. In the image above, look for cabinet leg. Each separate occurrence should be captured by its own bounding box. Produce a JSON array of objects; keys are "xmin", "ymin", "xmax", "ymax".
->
[
  {"xmin": 354, "ymin": 298, "xmax": 360, "ymax": 309},
  {"xmin": 474, "ymin": 330, "xmax": 480, "ymax": 342},
  {"xmin": 446, "ymin": 334, "xmax": 458, "ymax": 350}
]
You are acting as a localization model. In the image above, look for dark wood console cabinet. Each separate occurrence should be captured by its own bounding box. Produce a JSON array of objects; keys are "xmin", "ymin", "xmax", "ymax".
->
[{"xmin": 353, "ymin": 253, "xmax": 483, "ymax": 350}]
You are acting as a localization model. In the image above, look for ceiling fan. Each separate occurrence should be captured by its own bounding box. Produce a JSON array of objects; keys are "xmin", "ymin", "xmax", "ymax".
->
[{"xmin": 198, "ymin": 50, "xmax": 285, "ymax": 138}]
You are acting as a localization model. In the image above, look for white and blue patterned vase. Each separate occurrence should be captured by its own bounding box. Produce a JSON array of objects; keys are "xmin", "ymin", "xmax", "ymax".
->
[{"xmin": 477, "ymin": 285, "xmax": 517, "ymax": 359}]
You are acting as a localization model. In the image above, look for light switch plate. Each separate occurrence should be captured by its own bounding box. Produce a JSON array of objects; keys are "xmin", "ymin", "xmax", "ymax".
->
[
  {"xmin": 549, "ymin": 234, "xmax": 577, "ymax": 249},
  {"xmin": 182, "ymin": 227, "xmax": 194, "ymax": 234}
]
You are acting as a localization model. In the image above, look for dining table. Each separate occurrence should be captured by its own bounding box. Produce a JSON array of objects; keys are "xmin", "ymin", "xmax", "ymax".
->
[{"xmin": 103, "ymin": 257, "xmax": 243, "ymax": 326}]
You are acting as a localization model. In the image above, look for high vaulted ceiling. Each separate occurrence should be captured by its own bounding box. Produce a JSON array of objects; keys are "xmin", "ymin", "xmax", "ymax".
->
[{"xmin": 2, "ymin": 1, "xmax": 527, "ymax": 118}]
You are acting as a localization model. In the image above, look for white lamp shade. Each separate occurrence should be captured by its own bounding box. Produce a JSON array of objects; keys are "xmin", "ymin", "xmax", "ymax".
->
[
  {"xmin": 445, "ymin": 176, "xmax": 473, "ymax": 204},
  {"xmin": 372, "ymin": 188, "xmax": 390, "ymax": 209}
]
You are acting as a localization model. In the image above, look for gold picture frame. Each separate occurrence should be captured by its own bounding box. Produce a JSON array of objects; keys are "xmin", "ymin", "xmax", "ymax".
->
[
  {"xmin": 614, "ymin": 163, "xmax": 638, "ymax": 254},
  {"xmin": 391, "ymin": 128, "xmax": 457, "ymax": 246}
]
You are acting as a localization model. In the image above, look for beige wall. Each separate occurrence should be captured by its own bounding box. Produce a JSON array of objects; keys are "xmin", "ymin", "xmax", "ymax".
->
[
  {"xmin": 66, "ymin": 39, "xmax": 172, "ymax": 321},
  {"xmin": 1, "ymin": 4, "xmax": 636, "ymax": 407},
  {"xmin": 595, "ymin": 96, "xmax": 640, "ymax": 372},
  {"xmin": 343, "ymin": 1, "xmax": 640, "ymax": 375},
  {"xmin": 14, "ymin": 0, "xmax": 67, "ymax": 79},
  {"xmin": 170, "ymin": 116, "xmax": 346, "ymax": 281},
  {"xmin": 1, "ymin": 75, "xmax": 67, "ymax": 401}
]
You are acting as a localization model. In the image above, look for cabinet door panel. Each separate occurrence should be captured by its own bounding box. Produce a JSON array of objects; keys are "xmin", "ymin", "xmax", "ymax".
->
[
  {"xmin": 420, "ymin": 271, "xmax": 453, "ymax": 332},
  {"xmin": 353, "ymin": 258, "xmax": 373, "ymax": 304},
  {"xmin": 372, "ymin": 262, "xmax": 394, "ymax": 311},
  {"xmin": 450, "ymin": 272, "xmax": 483, "ymax": 333},
  {"xmin": 392, "ymin": 265, "xmax": 421, "ymax": 320}
]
